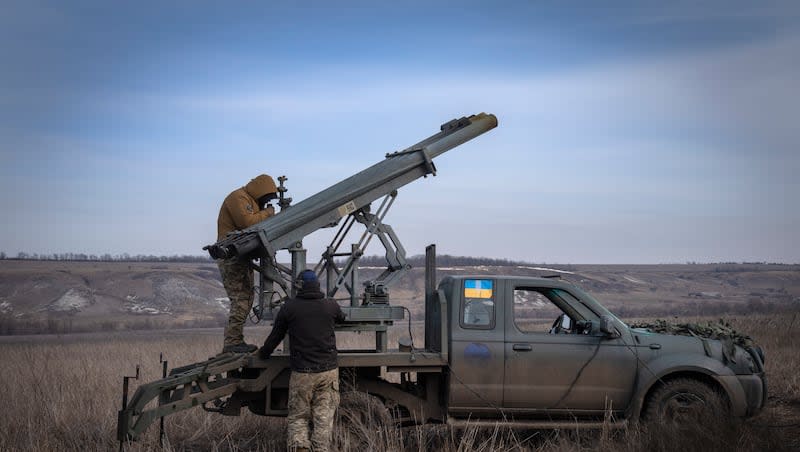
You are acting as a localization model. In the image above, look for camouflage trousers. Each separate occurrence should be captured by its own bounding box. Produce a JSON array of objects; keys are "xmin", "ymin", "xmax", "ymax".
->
[
  {"xmin": 217, "ymin": 258, "xmax": 254, "ymax": 347},
  {"xmin": 287, "ymin": 368, "xmax": 340, "ymax": 452}
]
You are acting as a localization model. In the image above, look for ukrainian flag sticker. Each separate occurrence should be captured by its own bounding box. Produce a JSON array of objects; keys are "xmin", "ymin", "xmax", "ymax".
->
[{"xmin": 464, "ymin": 279, "xmax": 493, "ymax": 299}]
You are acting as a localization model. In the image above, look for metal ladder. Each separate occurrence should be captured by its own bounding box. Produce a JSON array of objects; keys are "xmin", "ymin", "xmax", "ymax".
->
[{"xmin": 117, "ymin": 353, "xmax": 250, "ymax": 442}]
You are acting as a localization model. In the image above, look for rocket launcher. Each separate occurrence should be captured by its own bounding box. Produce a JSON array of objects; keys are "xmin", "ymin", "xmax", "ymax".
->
[
  {"xmin": 205, "ymin": 113, "xmax": 496, "ymax": 260},
  {"xmin": 204, "ymin": 113, "xmax": 497, "ymax": 347}
]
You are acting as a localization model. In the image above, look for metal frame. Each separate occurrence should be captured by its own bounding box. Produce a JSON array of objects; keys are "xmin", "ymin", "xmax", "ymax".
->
[{"xmin": 315, "ymin": 191, "xmax": 409, "ymax": 304}]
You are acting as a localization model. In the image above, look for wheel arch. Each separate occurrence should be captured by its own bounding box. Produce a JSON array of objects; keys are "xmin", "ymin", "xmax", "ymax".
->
[
  {"xmin": 627, "ymin": 355, "xmax": 741, "ymax": 421},
  {"xmin": 639, "ymin": 371, "xmax": 731, "ymax": 418},
  {"xmin": 347, "ymin": 373, "xmax": 447, "ymax": 424}
]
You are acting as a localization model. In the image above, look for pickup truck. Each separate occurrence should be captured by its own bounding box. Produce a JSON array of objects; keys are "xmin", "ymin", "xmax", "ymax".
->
[{"xmin": 118, "ymin": 258, "xmax": 767, "ymax": 440}]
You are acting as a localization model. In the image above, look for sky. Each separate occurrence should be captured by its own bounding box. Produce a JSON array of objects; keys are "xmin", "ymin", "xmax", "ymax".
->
[{"xmin": 1, "ymin": 1, "xmax": 798, "ymax": 264}]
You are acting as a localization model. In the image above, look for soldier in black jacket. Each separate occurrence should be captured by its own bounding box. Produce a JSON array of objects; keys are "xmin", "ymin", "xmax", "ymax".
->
[{"xmin": 258, "ymin": 269, "xmax": 345, "ymax": 452}]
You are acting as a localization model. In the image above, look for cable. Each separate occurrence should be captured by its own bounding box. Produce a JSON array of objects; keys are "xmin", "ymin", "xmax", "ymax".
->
[
  {"xmin": 249, "ymin": 285, "xmax": 288, "ymax": 324},
  {"xmin": 400, "ymin": 306, "xmax": 416, "ymax": 351},
  {"xmin": 398, "ymin": 305, "xmax": 508, "ymax": 420},
  {"xmin": 547, "ymin": 338, "xmax": 602, "ymax": 410},
  {"xmin": 446, "ymin": 362, "xmax": 510, "ymax": 422}
]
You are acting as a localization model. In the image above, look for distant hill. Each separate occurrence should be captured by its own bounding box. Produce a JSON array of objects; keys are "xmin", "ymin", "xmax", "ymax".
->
[{"xmin": 0, "ymin": 260, "xmax": 798, "ymax": 335}]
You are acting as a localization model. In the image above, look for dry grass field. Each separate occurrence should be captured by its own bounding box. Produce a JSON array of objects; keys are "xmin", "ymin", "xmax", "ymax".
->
[{"xmin": 1, "ymin": 313, "xmax": 799, "ymax": 452}]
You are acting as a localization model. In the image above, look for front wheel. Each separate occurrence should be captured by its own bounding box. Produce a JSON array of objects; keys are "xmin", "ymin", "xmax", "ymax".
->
[{"xmin": 643, "ymin": 377, "xmax": 728, "ymax": 426}]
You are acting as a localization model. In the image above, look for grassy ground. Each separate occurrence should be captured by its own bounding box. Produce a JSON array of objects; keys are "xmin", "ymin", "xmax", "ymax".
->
[{"xmin": 0, "ymin": 313, "xmax": 798, "ymax": 451}]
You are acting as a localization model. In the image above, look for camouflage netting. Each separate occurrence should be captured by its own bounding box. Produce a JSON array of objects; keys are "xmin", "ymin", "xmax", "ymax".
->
[{"xmin": 630, "ymin": 319, "xmax": 754, "ymax": 349}]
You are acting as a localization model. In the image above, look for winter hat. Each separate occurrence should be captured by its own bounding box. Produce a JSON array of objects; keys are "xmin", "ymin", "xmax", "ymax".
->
[{"xmin": 298, "ymin": 269, "xmax": 319, "ymax": 285}]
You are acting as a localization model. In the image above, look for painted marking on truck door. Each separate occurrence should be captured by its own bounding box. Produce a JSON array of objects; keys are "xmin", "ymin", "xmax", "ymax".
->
[
  {"xmin": 464, "ymin": 343, "xmax": 491, "ymax": 362},
  {"xmin": 464, "ymin": 279, "xmax": 492, "ymax": 298}
]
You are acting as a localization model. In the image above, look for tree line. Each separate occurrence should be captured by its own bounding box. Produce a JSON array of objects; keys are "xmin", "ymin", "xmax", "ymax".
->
[
  {"xmin": 2, "ymin": 252, "xmax": 795, "ymax": 267},
  {"xmin": 356, "ymin": 253, "xmax": 535, "ymax": 267},
  {"xmin": 0, "ymin": 252, "xmax": 212, "ymax": 263},
  {"xmin": 0, "ymin": 251, "xmax": 537, "ymax": 266}
]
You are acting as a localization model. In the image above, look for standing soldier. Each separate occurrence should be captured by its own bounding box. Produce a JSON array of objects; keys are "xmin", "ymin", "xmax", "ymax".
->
[
  {"xmin": 216, "ymin": 174, "xmax": 278, "ymax": 353},
  {"xmin": 258, "ymin": 270, "xmax": 345, "ymax": 452}
]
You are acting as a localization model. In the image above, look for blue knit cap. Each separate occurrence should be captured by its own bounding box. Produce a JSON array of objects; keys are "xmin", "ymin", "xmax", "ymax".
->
[{"xmin": 298, "ymin": 269, "xmax": 318, "ymax": 284}]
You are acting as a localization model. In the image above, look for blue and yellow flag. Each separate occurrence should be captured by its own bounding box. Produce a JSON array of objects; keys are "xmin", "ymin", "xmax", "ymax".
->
[{"xmin": 464, "ymin": 279, "xmax": 493, "ymax": 299}]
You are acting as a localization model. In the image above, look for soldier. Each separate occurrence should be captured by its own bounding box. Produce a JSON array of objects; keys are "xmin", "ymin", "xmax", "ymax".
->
[
  {"xmin": 258, "ymin": 270, "xmax": 345, "ymax": 452},
  {"xmin": 216, "ymin": 174, "xmax": 278, "ymax": 353}
]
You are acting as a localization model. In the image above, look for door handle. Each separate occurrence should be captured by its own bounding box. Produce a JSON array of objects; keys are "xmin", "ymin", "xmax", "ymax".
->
[{"xmin": 512, "ymin": 344, "xmax": 533, "ymax": 352}]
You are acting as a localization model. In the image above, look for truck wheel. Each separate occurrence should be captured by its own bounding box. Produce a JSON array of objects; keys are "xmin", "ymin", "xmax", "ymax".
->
[
  {"xmin": 643, "ymin": 377, "xmax": 727, "ymax": 426},
  {"xmin": 335, "ymin": 392, "xmax": 391, "ymax": 446}
]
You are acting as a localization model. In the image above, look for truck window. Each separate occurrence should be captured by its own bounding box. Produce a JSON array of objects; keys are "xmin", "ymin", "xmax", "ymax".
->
[
  {"xmin": 513, "ymin": 288, "xmax": 580, "ymax": 334},
  {"xmin": 461, "ymin": 279, "xmax": 495, "ymax": 329}
]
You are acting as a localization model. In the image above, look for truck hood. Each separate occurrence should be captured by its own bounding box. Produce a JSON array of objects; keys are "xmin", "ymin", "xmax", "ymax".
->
[{"xmin": 630, "ymin": 321, "xmax": 764, "ymax": 374}]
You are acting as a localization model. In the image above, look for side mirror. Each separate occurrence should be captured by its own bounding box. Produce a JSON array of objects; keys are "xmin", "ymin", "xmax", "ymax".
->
[
  {"xmin": 560, "ymin": 315, "xmax": 572, "ymax": 330},
  {"xmin": 600, "ymin": 315, "xmax": 620, "ymax": 339}
]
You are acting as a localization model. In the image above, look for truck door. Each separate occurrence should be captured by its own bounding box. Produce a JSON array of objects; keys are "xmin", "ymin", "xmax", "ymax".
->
[
  {"xmin": 447, "ymin": 278, "xmax": 505, "ymax": 417},
  {"xmin": 503, "ymin": 283, "xmax": 637, "ymax": 417}
]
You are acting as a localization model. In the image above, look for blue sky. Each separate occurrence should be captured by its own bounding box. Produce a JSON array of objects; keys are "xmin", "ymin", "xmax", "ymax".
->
[{"xmin": 1, "ymin": 1, "xmax": 798, "ymax": 264}]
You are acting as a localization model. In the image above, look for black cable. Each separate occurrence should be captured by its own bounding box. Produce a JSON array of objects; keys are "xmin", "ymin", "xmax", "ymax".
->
[
  {"xmin": 446, "ymin": 363, "xmax": 510, "ymax": 421},
  {"xmin": 547, "ymin": 338, "xmax": 602, "ymax": 410},
  {"xmin": 397, "ymin": 305, "xmax": 509, "ymax": 420},
  {"xmin": 400, "ymin": 306, "xmax": 416, "ymax": 351},
  {"xmin": 249, "ymin": 286, "xmax": 287, "ymax": 324}
]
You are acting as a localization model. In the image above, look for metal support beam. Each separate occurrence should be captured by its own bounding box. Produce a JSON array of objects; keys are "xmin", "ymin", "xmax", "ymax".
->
[
  {"xmin": 288, "ymin": 242, "xmax": 307, "ymax": 298},
  {"xmin": 350, "ymin": 244, "xmax": 359, "ymax": 307}
]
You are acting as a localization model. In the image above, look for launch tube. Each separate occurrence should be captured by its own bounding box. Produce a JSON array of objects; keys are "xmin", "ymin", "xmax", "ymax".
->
[{"xmin": 205, "ymin": 113, "xmax": 498, "ymax": 260}]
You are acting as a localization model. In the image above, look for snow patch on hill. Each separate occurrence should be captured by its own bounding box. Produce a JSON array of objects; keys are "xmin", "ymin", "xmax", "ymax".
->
[
  {"xmin": 127, "ymin": 304, "xmax": 164, "ymax": 315},
  {"xmin": 51, "ymin": 289, "xmax": 91, "ymax": 311},
  {"xmin": 516, "ymin": 266, "xmax": 575, "ymax": 275},
  {"xmin": 623, "ymin": 275, "xmax": 646, "ymax": 284}
]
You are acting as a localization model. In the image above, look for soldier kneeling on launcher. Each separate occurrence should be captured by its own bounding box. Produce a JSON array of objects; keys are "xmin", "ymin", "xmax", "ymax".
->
[{"xmin": 258, "ymin": 270, "xmax": 345, "ymax": 452}]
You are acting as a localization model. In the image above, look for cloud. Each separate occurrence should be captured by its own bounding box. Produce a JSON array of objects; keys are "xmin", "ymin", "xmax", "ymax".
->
[
  {"xmin": 93, "ymin": 31, "xmax": 797, "ymax": 156},
  {"xmin": 2, "ymin": 23, "xmax": 798, "ymax": 262}
]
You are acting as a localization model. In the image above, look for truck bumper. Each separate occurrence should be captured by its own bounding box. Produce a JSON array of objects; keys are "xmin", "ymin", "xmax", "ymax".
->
[{"xmin": 719, "ymin": 373, "xmax": 766, "ymax": 417}]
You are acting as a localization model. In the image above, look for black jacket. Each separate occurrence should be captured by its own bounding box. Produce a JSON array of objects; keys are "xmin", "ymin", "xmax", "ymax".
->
[{"xmin": 260, "ymin": 283, "xmax": 345, "ymax": 373}]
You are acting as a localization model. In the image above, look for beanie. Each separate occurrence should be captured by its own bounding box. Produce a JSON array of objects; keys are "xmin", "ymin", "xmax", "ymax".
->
[{"xmin": 298, "ymin": 269, "xmax": 318, "ymax": 284}]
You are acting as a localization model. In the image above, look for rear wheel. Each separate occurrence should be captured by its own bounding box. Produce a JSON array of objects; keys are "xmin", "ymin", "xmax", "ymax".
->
[
  {"xmin": 643, "ymin": 377, "xmax": 728, "ymax": 426},
  {"xmin": 335, "ymin": 392, "xmax": 392, "ymax": 448}
]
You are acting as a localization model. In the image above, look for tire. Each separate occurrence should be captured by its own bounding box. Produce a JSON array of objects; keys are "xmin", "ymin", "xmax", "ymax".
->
[
  {"xmin": 643, "ymin": 377, "xmax": 728, "ymax": 426},
  {"xmin": 335, "ymin": 392, "xmax": 392, "ymax": 448}
]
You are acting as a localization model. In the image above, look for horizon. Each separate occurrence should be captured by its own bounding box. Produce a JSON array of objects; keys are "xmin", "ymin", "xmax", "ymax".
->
[
  {"xmin": 2, "ymin": 1, "xmax": 798, "ymax": 264},
  {"xmin": 1, "ymin": 250, "xmax": 797, "ymax": 267}
]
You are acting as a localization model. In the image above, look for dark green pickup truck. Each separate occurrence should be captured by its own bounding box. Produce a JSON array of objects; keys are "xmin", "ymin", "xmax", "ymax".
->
[{"xmin": 440, "ymin": 274, "xmax": 766, "ymax": 424}]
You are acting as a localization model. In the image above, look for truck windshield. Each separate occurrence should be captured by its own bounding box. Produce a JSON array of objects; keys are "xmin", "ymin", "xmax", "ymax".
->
[{"xmin": 572, "ymin": 289, "xmax": 628, "ymax": 328}]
